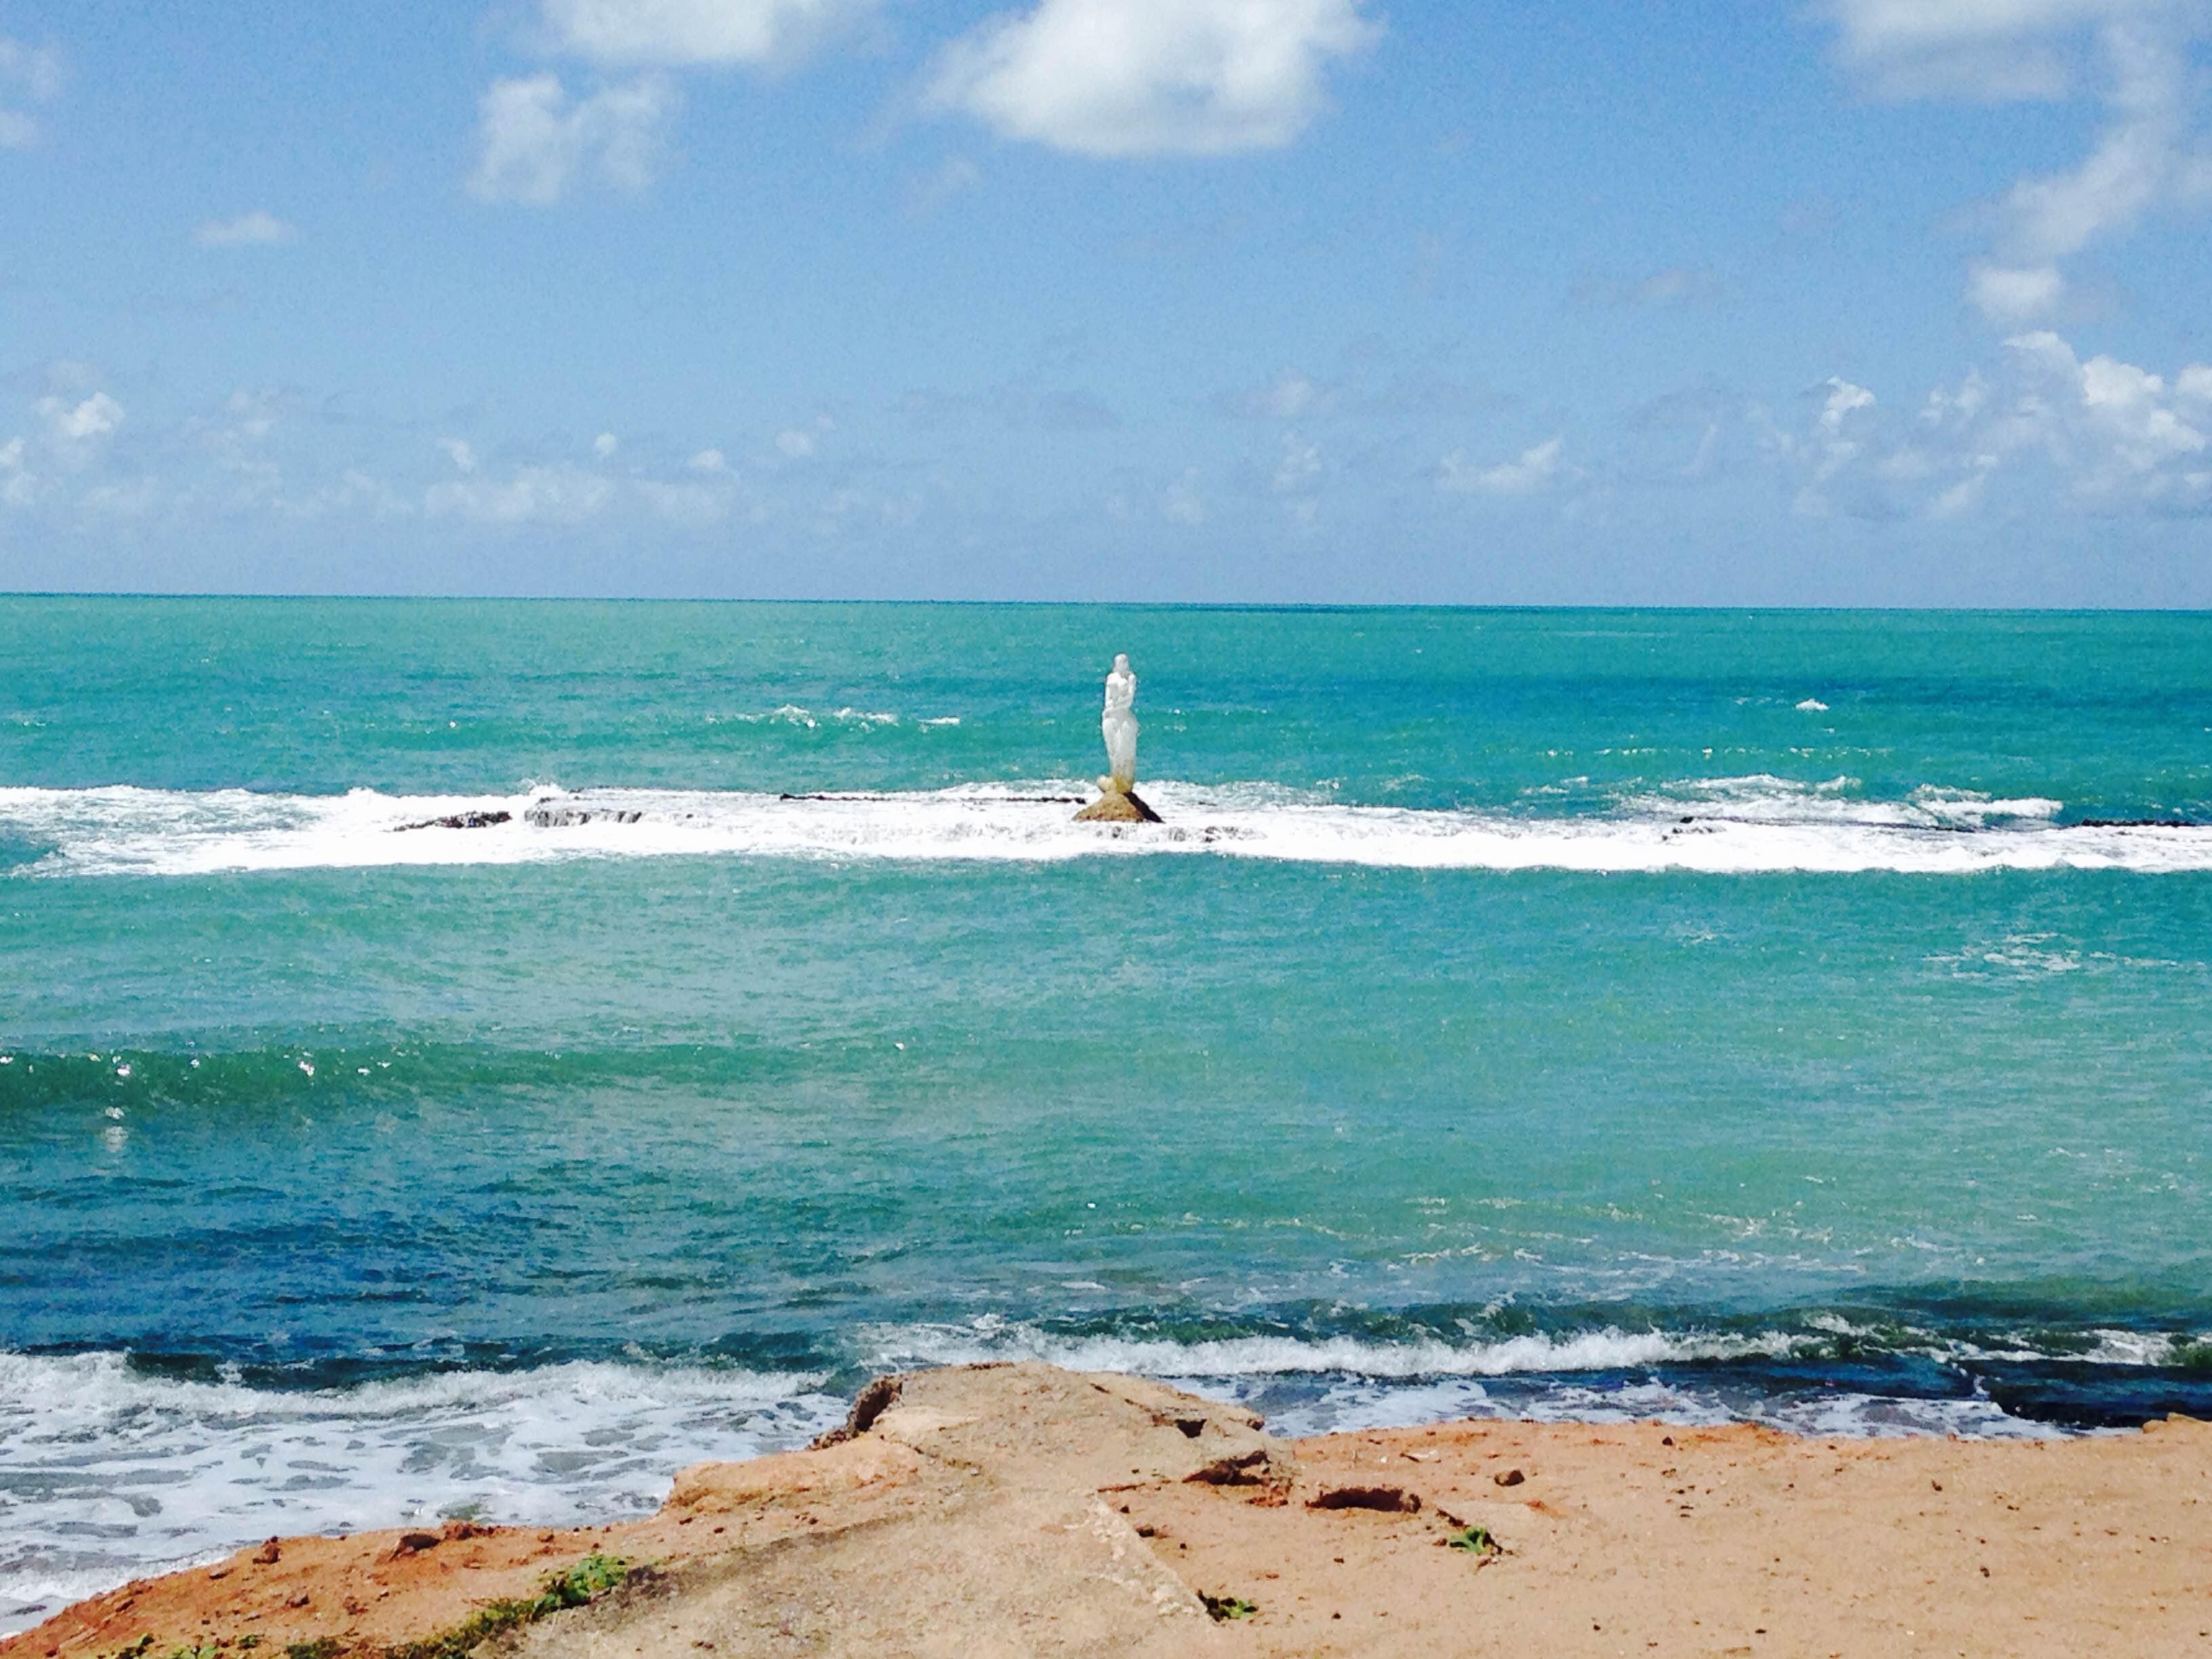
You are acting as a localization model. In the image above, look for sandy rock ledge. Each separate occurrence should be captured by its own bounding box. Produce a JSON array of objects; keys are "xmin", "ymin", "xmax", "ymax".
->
[{"xmin": 8, "ymin": 1362, "xmax": 2211, "ymax": 1659}]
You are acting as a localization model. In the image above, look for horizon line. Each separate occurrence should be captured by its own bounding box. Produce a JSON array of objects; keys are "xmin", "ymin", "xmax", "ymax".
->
[{"xmin": 3, "ymin": 592, "xmax": 2207, "ymax": 617}]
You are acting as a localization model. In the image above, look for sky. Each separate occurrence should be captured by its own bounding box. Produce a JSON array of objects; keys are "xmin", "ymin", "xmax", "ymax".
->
[{"xmin": 2, "ymin": 0, "xmax": 2209, "ymax": 604}]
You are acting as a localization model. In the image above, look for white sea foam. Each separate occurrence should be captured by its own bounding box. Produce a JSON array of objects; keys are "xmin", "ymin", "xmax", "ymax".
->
[
  {"xmin": 723, "ymin": 705, "xmax": 914, "ymax": 729},
  {"xmin": 860, "ymin": 1322, "xmax": 2106, "ymax": 1444},
  {"xmin": 861, "ymin": 1317, "xmax": 1807, "ymax": 1379},
  {"xmin": 1, "ymin": 777, "xmax": 2205, "ymax": 879},
  {"xmin": 0, "ymin": 1353, "xmax": 842, "ymax": 1637},
  {"xmin": 2078, "ymin": 1328, "xmax": 2190, "ymax": 1366},
  {"xmin": 1, "ymin": 1316, "xmax": 2177, "ymax": 1633},
  {"xmin": 1229, "ymin": 1375, "xmax": 2072, "ymax": 1441}
]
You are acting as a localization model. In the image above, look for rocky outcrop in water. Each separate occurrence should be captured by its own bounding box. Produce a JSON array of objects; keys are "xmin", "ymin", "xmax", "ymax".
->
[
  {"xmin": 524, "ymin": 804, "xmax": 644, "ymax": 828},
  {"xmin": 1075, "ymin": 787, "xmax": 1164, "ymax": 824},
  {"xmin": 394, "ymin": 811, "xmax": 512, "ymax": 832}
]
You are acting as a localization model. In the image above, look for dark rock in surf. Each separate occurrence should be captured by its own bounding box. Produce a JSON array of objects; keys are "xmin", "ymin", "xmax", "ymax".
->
[
  {"xmin": 523, "ymin": 804, "xmax": 644, "ymax": 828},
  {"xmin": 393, "ymin": 811, "xmax": 511, "ymax": 832},
  {"xmin": 810, "ymin": 1374, "xmax": 904, "ymax": 1450},
  {"xmin": 782, "ymin": 791, "xmax": 1088, "ymax": 804}
]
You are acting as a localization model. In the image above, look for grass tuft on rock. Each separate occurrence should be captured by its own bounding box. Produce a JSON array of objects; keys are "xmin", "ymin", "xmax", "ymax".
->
[
  {"xmin": 1198, "ymin": 1591, "xmax": 1258, "ymax": 1622},
  {"xmin": 1446, "ymin": 1524, "xmax": 1502, "ymax": 1556},
  {"xmin": 380, "ymin": 1554, "xmax": 635, "ymax": 1659}
]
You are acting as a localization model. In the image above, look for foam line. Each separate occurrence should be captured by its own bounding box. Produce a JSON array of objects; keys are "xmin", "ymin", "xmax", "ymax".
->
[
  {"xmin": 859, "ymin": 1319, "xmax": 2205, "ymax": 1380},
  {"xmin": 861, "ymin": 1320, "xmax": 1807, "ymax": 1378},
  {"xmin": 0, "ymin": 1353, "xmax": 842, "ymax": 1637},
  {"xmin": 3, "ymin": 779, "xmax": 2207, "ymax": 878},
  {"xmin": 2, "ymin": 1318, "xmax": 2185, "ymax": 1633},
  {"xmin": 1239, "ymin": 1376, "xmax": 2073, "ymax": 1442}
]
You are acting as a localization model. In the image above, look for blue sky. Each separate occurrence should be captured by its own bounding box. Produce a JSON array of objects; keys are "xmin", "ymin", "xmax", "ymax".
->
[{"xmin": 3, "ymin": 0, "xmax": 2209, "ymax": 602}]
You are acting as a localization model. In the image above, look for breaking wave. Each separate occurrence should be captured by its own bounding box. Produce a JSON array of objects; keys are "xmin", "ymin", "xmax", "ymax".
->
[
  {"xmin": 1, "ymin": 775, "xmax": 2206, "ymax": 879},
  {"xmin": 0, "ymin": 1353, "xmax": 842, "ymax": 1637},
  {"xmin": 4, "ymin": 1308, "xmax": 2205, "ymax": 1633},
  {"xmin": 862, "ymin": 1317, "xmax": 1803, "ymax": 1379}
]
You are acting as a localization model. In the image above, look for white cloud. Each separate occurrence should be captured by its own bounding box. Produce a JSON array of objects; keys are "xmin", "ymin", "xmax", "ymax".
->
[
  {"xmin": 1438, "ymin": 434, "xmax": 1564, "ymax": 496},
  {"xmin": 1162, "ymin": 468, "xmax": 1206, "ymax": 523},
  {"xmin": 1826, "ymin": 3, "xmax": 2212, "ymax": 323},
  {"xmin": 194, "ymin": 209, "xmax": 298, "ymax": 248},
  {"xmin": 79, "ymin": 476, "xmax": 160, "ymax": 520},
  {"xmin": 1965, "ymin": 330, "xmax": 2211, "ymax": 504},
  {"xmin": 178, "ymin": 390, "xmax": 289, "ymax": 505},
  {"xmin": 1990, "ymin": 23, "xmax": 2196, "ymax": 262},
  {"xmin": 1786, "ymin": 379, "xmax": 1882, "ymax": 515},
  {"xmin": 489, "ymin": 4, "xmax": 867, "ymax": 211},
  {"xmin": 1825, "ymin": 0, "xmax": 2147, "ymax": 100},
  {"xmin": 637, "ymin": 477, "xmax": 732, "ymax": 523},
  {"xmin": 0, "ymin": 386, "xmax": 125, "ymax": 506},
  {"xmin": 0, "ymin": 435, "xmax": 34, "ymax": 508},
  {"xmin": 1817, "ymin": 377, "xmax": 1877, "ymax": 432},
  {"xmin": 927, "ymin": 0, "xmax": 1380, "ymax": 157},
  {"xmin": 774, "ymin": 415, "xmax": 833, "ymax": 458},
  {"xmin": 468, "ymin": 73, "xmax": 677, "ymax": 204},
  {"xmin": 0, "ymin": 383, "xmax": 792, "ymax": 535},
  {"xmin": 426, "ymin": 464, "xmax": 615, "ymax": 525},
  {"xmin": 0, "ymin": 38, "xmax": 61, "ymax": 100},
  {"xmin": 2076, "ymin": 338, "xmax": 2209, "ymax": 467},
  {"xmin": 1273, "ymin": 433, "xmax": 1322, "ymax": 492},
  {"xmin": 537, "ymin": 0, "xmax": 873, "ymax": 65},
  {"xmin": 288, "ymin": 470, "xmax": 413, "ymax": 523},
  {"xmin": 1929, "ymin": 461, "xmax": 1997, "ymax": 518},
  {"xmin": 223, "ymin": 388, "xmax": 281, "ymax": 439},
  {"xmin": 1221, "ymin": 368, "xmax": 1334, "ymax": 419},
  {"xmin": 1968, "ymin": 260, "xmax": 2068, "ymax": 321},
  {"xmin": 0, "ymin": 37, "xmax": 62, "ymax": 149},
  {"xmin": 1770, "ymin": 331, "xmax": 2212, "ymax": 516},
  {"xmin": 39, "ymin": 390, "xmax": 123, "ymax": 445}
]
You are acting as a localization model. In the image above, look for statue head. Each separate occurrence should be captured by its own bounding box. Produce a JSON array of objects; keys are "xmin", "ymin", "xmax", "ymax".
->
[{"xmin": 1112, "ymin": 653, "xmax": 1130, "ymax": 674}]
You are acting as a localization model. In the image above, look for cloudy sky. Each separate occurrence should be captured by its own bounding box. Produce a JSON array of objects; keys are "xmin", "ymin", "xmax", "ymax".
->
[{"xmin": 4, "ymin": 0, "xmax": 2210, "ymax": 602}]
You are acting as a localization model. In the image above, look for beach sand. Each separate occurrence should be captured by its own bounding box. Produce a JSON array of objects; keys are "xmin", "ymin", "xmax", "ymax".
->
[{"xmin": 9, "ymin": 1363, "xmax": 2207, "ymax": 1658}]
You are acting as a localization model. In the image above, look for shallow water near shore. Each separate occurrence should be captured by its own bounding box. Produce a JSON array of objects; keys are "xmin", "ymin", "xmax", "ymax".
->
[{"xmin": 3, "ymin": 598, "xmax": 2210, "ymax": 1631}]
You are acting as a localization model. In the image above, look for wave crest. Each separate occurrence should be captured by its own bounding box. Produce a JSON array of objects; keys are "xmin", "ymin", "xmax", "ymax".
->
[
  {"xmin": 0, "ymin": 1353, "xmax": 842, "ymax": 1636},
  {"xmin": 1, "ymin": 779, "xmax": 2205, "ymax": 878}
]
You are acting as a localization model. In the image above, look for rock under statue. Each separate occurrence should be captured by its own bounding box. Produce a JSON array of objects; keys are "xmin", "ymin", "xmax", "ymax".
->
[{"xmin": 1074, "ymin": 653, "xmax": 1163, "ymax": 823}]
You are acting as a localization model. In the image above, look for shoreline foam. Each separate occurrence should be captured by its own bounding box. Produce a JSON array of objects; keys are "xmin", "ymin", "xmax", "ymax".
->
[
  {"xmin": 7, "ymin": 1362, "xmax": 2205, "ymax": 1658},
  {"xmin": 9, "ymin": 1313, "xmax": 2211, "ymax": 1633}
]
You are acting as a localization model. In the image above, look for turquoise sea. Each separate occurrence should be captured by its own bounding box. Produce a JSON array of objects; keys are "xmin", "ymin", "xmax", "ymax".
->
[{"xmin": 3, "ymin": 598, "xmax": 2210, "ymax": 1627}]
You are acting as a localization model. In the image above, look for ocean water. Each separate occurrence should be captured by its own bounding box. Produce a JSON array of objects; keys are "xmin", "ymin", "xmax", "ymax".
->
[{"xmin": 3, "ymin": 598, "xmax": 2210, "ymax": 1629}]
